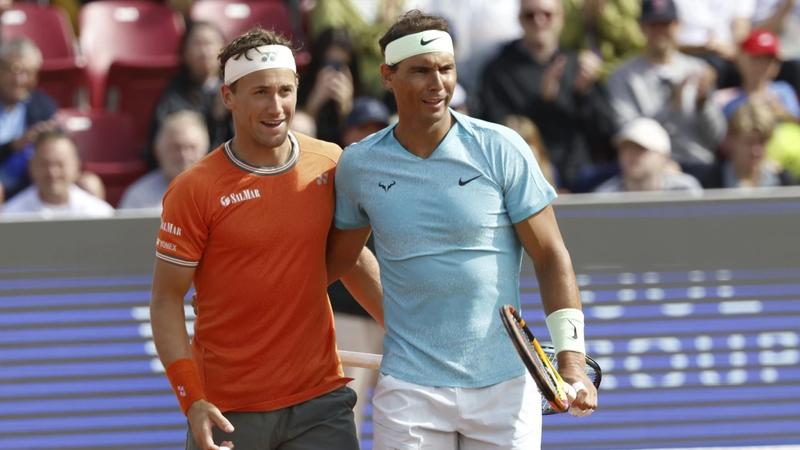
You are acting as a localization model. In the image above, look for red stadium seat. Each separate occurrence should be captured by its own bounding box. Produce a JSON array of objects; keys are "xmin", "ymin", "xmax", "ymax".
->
[
  {"xmin": 105, "ymin": 57, "xmax": 179, "ymax": 152},
  {"xmin": 55, "ymin": 108, "xmax": 148, "ymax": 207},
  {"xmin": 79, "ymin": 1, "xmax": 184, "ymax": 107},
  {"xmin": 0, "ymin": 3, "xmax": 76, "ymax": 61},
  {"xmin": 38, "ymin": 58, "xmax": 90, "ymax": 109},
  {"xmin": 189, "ymin": 0, "xmax": 309, "ymax": 66}
]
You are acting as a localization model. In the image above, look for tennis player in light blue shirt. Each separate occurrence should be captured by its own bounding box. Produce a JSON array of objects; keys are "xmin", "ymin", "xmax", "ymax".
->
[{"xmin": 328, "ymin": 10, "xmax": 598, "ymax": 450}]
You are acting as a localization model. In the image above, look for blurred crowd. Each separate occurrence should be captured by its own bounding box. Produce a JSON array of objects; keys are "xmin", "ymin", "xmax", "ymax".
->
[{"xmin": 1, "ymin": 0, "xmax": 799, "ymax": 220}]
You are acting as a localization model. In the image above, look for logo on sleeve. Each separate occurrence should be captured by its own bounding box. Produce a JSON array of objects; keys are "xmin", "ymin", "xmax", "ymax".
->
[
  {"xmin": 220, "ymin": 188, "xmax": 262, "ymax": 207},
  {"xmin": 160, "ymin": 221, "xmax": 182, "ymax": 236},
  {"xmin": 379, "ymin": 181, "xmax": 396, "ymax": 192}
]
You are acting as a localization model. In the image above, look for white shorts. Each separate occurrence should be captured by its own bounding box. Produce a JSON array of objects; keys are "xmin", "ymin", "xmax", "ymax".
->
[{"xmin": 372, "ymin": 372, "xmax": 542, "ymax": 450}]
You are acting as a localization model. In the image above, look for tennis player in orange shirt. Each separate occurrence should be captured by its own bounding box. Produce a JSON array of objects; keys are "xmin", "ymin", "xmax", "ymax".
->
[{"xmin": 150, "ymin": 28, "xmax": 383, "ymax": 450}]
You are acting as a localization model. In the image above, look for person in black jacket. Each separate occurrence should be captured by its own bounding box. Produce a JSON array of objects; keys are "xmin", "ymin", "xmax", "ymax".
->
[
  {"xmin": 474, "ymin": 0, "xmax": 617, "ymax": 191},
  {"xmin": 146, "ymin": 21, "xmax": 230, "ymax": 168},
  {"xmin": 0, "ymin": 37, "xmax": 58, "ymax": 200}
]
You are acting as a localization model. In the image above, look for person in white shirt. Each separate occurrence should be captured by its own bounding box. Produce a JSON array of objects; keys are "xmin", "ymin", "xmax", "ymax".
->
[
  {"xmin": 595, "ymin": 117, "xmax": 703, "ymax": 194},
  {"xmin": 2, "ymin": 130, "xmax": 113, "ymax": 219},
  {"xmin": 118, "ymin": 110, "xmax": 209, "ymax": 211}
]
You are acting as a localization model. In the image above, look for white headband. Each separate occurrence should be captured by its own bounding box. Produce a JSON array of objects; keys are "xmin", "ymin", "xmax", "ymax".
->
[
  {"xmin": 224, "ymin": 45, "xmax": 296, "ymax": 85},
  {"xmin": 384, "ymin": 30, "xmax": 454, "ymax": 65}
]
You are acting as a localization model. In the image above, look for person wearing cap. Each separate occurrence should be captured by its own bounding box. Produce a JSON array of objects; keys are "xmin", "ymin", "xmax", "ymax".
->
[
  {"xmin": 342, "ymin": 96, "xmax": 391, "ymax": 146},
  {"xmin": 327, "ymin": 10, "xmax": 597, "ymax": 449},
  {"xmin": 595, "ymin": 117, "xmax": 702, "ymax": 193},
  {"xmin": 723, "ymin": 29, "xmax": 800, "ymax": 119},
  {"xmin": 608, "ymin": 0, "xmax": 726, "ymax": 178},
  {"xmin": 149, "ymin": 28, "xmax": 383, "ymax": 450}
]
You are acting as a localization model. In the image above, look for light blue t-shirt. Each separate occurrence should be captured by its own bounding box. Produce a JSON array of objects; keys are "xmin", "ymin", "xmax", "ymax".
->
[{"xmin": 335, "ymin": 110, "xmax": 557, "ymax": 388}]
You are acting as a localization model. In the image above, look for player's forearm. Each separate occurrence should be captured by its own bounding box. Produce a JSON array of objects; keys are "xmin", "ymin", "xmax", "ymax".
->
[
  {"xmin": 340, "ymin": 248, "xmax": 384, "ymax": 327},
  {"xmin": 150, "ymin": 294, "xmax": 194, "ymax": 366},
  {"xmin": 532, "ymin": 246, "xmax": 582, "ymax": 315}
]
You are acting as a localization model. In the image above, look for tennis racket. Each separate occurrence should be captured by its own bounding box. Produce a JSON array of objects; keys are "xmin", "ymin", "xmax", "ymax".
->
[
  {"xmin": 499, "ymin": 304, "xmax": 602, "ymax": 415},
  {"xmin": 339, "ymin": 350, "xmax": 382, "ymax": 370}
]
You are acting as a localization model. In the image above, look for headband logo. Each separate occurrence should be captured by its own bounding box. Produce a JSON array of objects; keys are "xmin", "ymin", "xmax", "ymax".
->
[{"xmin": 261, "ymin": 51, "xmax": 278, "ymax": 63}]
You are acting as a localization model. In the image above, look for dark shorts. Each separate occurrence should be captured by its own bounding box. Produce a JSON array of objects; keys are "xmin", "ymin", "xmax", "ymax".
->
[{"xmin": 186, "ymin": 386, "xmax": 359, "ymax": 450}]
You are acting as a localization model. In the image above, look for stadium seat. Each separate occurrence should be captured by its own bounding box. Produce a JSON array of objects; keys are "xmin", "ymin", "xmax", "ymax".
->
[
  {"xmin": 79, "ymin": 1, "xmax": 184, "ymax": 108},
  {"xmin": 0, "ymin": 3, "xmax": 76, "ymax": 61},
  {"xmin": 38, "ymin": 58, "xmax": 90, "ymax": 109},
  {"xmin": 55, "ymin": 108, "xmax": 148, "ymax": 207},
  {"xmin": 105, "ymin": 57, "xmax": 179, "ymax": 152},
  {"xmin": 189, "ymin": 0, "xmax": 309, "ymax": 66}
]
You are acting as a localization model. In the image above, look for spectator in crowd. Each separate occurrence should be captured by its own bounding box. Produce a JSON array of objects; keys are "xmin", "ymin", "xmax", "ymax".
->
[
  {"xmin": 309, "ymin": 0, "xmax": 405, "ymax": 98},
  {"xmin": 119, "ymin": 111, "xmax": 209, "ymax": 211},
  {"xmin": 722, "ymin": 29, "xmax": 800, "ymax": 119},
  {"xmin": 705, "ymin": 96, "xmax": 796, "ymax": 188},
  {"xmin": 595, "ymin": 117, "xmax": 702, "ymax": 193},
  {"xmin": 290, "ymin": 110, "xmax": 318, "ymax": 138},
  {"xmin": 298, "ymin": 27, "xmax": 361, "ymax": 146},
  {"xmin": 673, "ymin": 0, "xmax": 752, "ymax": 87},
  {"xmin": 147, "ymin": 21, "xmax": 230, "ymax": 168},
  {"xmin": 476, "ymin": 0, "xmax": 617, "ymax": 191},
  {"xmin": 750, "ymin": 0, "xmax": 800, "ymax": 94},
  {"xmin": 560, "ymin": 0, "xmax": 646, "ymax": 77},
  {"xmin": 341, "ymin": 96, "xmax": 390, "ymax": 147},
  {"xmin": 403, "ymin": 0, "xmax": 523, "ymax": 92},
  {"xmin": 2, "ymin": 130, "xmax": 113, "ymax": 218},
  {"xmin": 608, "ymin": 0, "xmax": 726, "ymax": 178},
  {"xmin": 0, "ymin": 38, "xmax": 58, "ymax": 200},
  {"xmin": 503, "ymin": 114, "xmax": 558, "ymax": 188}
]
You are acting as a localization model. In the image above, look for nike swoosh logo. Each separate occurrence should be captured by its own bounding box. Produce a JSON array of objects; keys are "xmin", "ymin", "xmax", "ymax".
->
[
  {"xmin": 458, "ymin": 175, "xmax": 481, "ymax": 186},
  {"xmin": 568, "ymin": 320, "xmax": 578, "ymax": 339},
  {"xmin": 420, "ymin": 36, "xmax": 442, "ymax": 46}
]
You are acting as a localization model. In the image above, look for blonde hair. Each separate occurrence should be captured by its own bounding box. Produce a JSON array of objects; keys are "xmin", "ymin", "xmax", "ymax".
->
[
  {"xmin": 503, "ymin": 115, "xmax": 556, "ymax": 186},
  {"xmin": 728, "ymin": 96, "xmax": 779, "ymax": 137}
]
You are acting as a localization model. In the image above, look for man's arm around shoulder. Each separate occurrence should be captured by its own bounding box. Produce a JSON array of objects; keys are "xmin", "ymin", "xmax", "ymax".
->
[{"xmin": 327, "ymin": 226, "xmax": 383, "ymax": 327}]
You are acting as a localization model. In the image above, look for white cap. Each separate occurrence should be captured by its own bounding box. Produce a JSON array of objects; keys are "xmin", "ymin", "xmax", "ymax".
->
[{"xmin": 614, "ymin": 117, "xmax": 671, "ymax": 155}]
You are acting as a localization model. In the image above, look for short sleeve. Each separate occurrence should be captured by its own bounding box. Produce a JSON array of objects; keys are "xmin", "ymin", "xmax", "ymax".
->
[
  {"xmin": 334, "ymin": 150, "xmax": 370, "ymax": 229},
  {"xmin": 495, "ymin": 128, "xmax": 558, "ymax": 224},
  {"xmin": 155, "ymin": 177, "xmax": 209, "ymax": 267}
]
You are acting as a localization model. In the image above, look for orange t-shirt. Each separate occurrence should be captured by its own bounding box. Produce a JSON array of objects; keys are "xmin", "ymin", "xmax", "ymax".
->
[{"xmin": 155, "ymin": 132, "xmax": 349, "ymax": 412}]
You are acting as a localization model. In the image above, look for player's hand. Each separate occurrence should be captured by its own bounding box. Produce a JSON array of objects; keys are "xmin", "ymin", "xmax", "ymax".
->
[
  {"xmin": 557, "ymin": 351, "xmax": 598, "ymax": 417},
  {"xmin": 187, "ymin": 399, "xmax": 235, "ymax": 450}
]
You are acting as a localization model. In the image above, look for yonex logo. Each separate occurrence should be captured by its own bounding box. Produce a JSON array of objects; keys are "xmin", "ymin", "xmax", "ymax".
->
[
  {"xmin": 316, "ymin": 173, "xmax": 329, "ymax": 185},
  {"xmin": 177, "ymin": 385, "xmax": 186, "ymax": 397},
  {"xmin": 261, "ymin": 51, "xmax": 278, "ymax": 63},
  {"xmin": 220, "ymin": 188, "xmax": 262, "ymax": 207},
  {"xmin": 379, "ymin": 181, "xmax": 396, "ymax": 191}
]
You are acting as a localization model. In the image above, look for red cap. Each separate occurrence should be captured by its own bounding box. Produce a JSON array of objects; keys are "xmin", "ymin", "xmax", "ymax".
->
[{"xmin": 741, "ymin": 29, "xmax": 780, "ymax": 57}]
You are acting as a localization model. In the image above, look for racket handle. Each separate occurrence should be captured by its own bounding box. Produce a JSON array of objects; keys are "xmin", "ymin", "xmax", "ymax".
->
[{"xmin": 339, "ymin": 350, "xmax": 382, "ymax": 370}]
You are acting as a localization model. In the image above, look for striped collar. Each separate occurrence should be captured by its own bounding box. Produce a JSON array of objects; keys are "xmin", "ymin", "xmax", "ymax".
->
[{"xmin": 223, "ymin": 132, "xmax": 299, "ymax": 175}]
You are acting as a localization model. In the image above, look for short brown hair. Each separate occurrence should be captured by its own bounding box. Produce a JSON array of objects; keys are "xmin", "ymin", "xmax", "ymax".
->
[
  {"xmin": 33, "ymin": 129, "xmax": 75, "ymax": 152},
  {"xmin": 218, "ymin": 27, "xmax": 295, "ymax": 89},
  {"xmin": 378, "ymin": 10, "xmax": 450, "ymax": 61}
]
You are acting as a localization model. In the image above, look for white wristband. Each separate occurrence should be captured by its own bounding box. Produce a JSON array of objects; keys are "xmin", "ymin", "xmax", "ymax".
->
[{"xmin": 545, "ymin": 308, "xmax": 586, "ymax": 355}]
